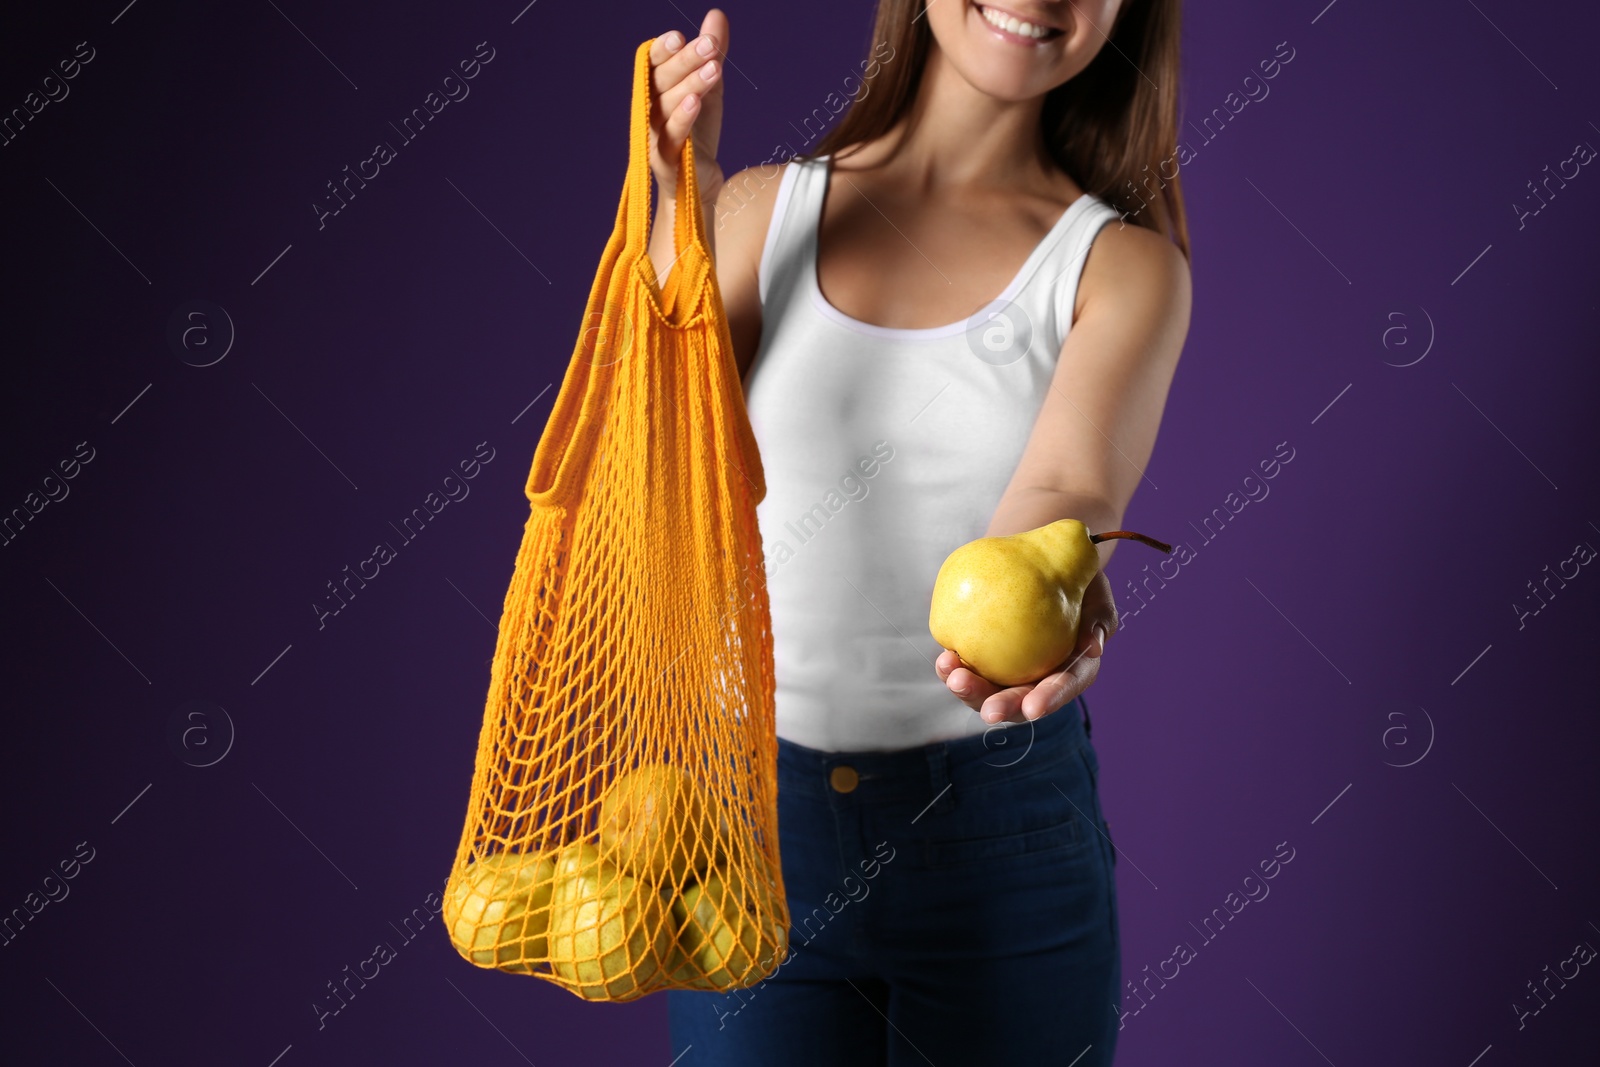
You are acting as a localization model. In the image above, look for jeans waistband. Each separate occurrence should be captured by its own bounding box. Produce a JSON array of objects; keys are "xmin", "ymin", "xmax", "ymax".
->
[{"xmin": 776, "ymin": 697, "xmax": 1091, "ymax": 808}]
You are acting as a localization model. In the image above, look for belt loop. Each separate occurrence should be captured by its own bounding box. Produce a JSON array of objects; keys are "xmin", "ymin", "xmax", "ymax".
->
[
  {"xmin": 925, "ymin": 743, "xmax": 955, "ymax": 816},
  {"xmin": 1079, "ymin": 694, "xmax": 1093, "ymax": 739}
]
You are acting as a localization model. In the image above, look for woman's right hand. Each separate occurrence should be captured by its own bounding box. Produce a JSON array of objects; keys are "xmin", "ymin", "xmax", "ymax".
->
[
  {"xmin": 647, "ymin": 10, "xmax": 729, "ymax": 208},
  {"xmin": 935, "ymin": 569, "xmax": 1119, "ymax": 725}
]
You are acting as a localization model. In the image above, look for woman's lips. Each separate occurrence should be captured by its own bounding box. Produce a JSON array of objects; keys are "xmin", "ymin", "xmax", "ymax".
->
[{"xmin": 973, "ymin": 3, "xmax": 1066, "ymax": 45}]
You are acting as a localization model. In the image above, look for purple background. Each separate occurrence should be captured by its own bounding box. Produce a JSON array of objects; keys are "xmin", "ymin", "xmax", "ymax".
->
[{"xmin": 2, "ymin": 1, "xmax": 1597, "ymax": 1064}]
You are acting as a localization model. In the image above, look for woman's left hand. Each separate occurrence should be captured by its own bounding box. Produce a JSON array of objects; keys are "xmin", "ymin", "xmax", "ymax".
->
[{"xmin": 935, "ymin": 569, "xmax": 1120, "ymax": 724}]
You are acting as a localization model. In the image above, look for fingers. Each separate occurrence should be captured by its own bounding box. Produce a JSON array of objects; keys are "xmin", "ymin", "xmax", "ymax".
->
[
  {"xmin": 653, "ymin": 34, "xmax": 721, "ymax": 106},
  {"xmin": 658, "ymin": 72, "xmax": 713, "ymax": 161},
  {"xmin": 1019, "ymin": 651, "xmax": 1099, "ymax": 720},
  {"xmin": 650, "ymin": 30, "xmax": 723, "ymax": 165},
  {"xmin": 978, "ymin": 683, "xmax": 1037, "ymax": 725},
  {"xmin": 1081, "ymin": 569, "xmax": 1120, "ymax": 644},
  {"xmin": 937, "ymin": 646, "xmax": 1095, "ymax": 724},
  {"xmin": 1072, "ymin": 619, "xmax": 1108, "ymax": 665},
  {"xmin": 651, "ymin": 22, "xmax": 723, "ymax": 108},
  {"xmin": 936, "ymin": 649, "xmax": 999, "ymax": 712},
  {"xmin": 1064, "ymin": 572, "xmax": 1118, "ymax": 675},
  {"xmin": 648, "ymin": 30, "xmax": 683, "ymax": 67}
]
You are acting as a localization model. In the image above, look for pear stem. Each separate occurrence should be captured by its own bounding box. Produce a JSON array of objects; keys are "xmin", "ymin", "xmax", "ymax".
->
[{"xmin": 1089, "ymin": 530, "xmax": 1174, "ymax": 554}]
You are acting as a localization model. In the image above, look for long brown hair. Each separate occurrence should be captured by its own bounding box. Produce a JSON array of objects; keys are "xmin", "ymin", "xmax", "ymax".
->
[{"xmin": 800, "ymin": 0, "xmax": 1190, "ymax": 262}]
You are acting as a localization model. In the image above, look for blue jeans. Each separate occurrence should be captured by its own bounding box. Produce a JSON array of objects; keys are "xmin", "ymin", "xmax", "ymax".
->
[{"xmin": 668, "ymin": 698, "xmax": 1121, "ymax": 1066}]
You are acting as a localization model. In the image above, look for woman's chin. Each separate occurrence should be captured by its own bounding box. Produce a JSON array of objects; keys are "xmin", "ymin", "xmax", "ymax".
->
[{"xmin": 946, "ymin": 1, "xmax": 1072, "ymax": 99}]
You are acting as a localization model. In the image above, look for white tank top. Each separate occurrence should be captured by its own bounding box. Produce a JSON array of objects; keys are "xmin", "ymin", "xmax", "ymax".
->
[{"xmin": 745, "ymin": 153, "xmax": 1122, "ymax": 752}]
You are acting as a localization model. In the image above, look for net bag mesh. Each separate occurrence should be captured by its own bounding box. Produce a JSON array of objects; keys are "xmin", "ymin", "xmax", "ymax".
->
[{"xmin": 442, "ymin": 39, "xmax": 788, "ymax": 1002}]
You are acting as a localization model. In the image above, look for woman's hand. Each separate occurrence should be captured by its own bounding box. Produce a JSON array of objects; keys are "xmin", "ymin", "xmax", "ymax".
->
[
  {"xmin": 935, "ymin": 570, "xmax": 1120, "ymax": 725},
  {"xmin": 647, "ymin": 10, "xmax": 729, "ymax": 208}
]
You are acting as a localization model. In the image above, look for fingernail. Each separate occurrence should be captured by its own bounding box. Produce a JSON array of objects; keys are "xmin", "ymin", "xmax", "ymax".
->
[
  {"xmin": 696, "ymin": 34, "xmax": 716, "ymax": 57},
  {"xmin": 700, "ymin": 59, "xmax": 719, "ymax": 83},
  {"xmin": 1095, "ymin": 625, "xmax": 1108, "ymax": 654},
  {"xmin": 682, "ymin": 93, "xmax": 698, "ymax": 111},
  {"xmin": 954, "ymin": 685, "xmax": 969, "ymax": 696},
  {"xmin": 665, "ymin": 31, "xmax": 684, "ymax": 51}
]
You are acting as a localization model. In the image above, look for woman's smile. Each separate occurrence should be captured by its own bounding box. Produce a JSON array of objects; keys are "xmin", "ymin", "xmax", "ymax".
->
[{"xmin": 971, "ymin": 2, "xmax": 1067, "ymax": 45}]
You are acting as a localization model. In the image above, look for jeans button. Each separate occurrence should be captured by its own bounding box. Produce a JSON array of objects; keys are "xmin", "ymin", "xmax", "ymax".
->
[{"xmin": 829, "ymin": 765, "xmax": 859, "ymax": 793}]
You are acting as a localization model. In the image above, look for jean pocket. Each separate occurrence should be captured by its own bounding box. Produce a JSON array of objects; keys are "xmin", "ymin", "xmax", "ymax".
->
[
  {"xmin": 920, "ymin": 792, "xmax": 1088, "ymax": 868},
  {"xmin": 923, "ymin": 820, "xmax": 1085, "ymax": 867}
]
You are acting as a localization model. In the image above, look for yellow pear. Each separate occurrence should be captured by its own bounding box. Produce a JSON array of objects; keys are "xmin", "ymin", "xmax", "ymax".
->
[
  {"xmin": 598, "ymin": 765, "xmax": 716, "ymax": 884},
  {"xmin": 928, "ymin": 520, "xmax": 1172, "ymax": 686},
  {"xmin": 443, "ymin": 851, "xmax": 556, "ymax": 972},
  {"xmin": 668, "ymin": 864, "xmax": 788, "ymax": 991},
  {"xmin": 546, "ymin": 841, "xmax": 674, "ymax": 1001}
]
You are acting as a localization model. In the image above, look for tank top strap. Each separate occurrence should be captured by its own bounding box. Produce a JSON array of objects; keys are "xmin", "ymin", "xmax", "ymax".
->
[
  {"xmin": 1044, "ymin": 197, "xmax": 1124, "ymax": 335},
  {"xmin": 756, "ymin": 155, "xmax": 828, "ymax": 308}
]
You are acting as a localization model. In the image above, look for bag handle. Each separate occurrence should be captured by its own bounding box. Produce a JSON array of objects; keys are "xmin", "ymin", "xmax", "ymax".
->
[
  {"xmin": 523, "ymin": 41, "xmax": 716, "ymax": 508},
  {"xmin": 624, "ymin": 38, "xmax": 709, "ymax": 279}
]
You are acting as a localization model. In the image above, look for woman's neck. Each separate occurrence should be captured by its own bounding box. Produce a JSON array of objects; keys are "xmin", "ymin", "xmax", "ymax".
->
[{"xmin": 841, "ymin": 42, "xmax": 1059, "ymax": 195}]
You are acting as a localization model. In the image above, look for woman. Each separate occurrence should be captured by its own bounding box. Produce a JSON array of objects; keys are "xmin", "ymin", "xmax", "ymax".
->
[{"xmin": 648, "ymin": 2, "xmax": 1189, "ymax": 1063}]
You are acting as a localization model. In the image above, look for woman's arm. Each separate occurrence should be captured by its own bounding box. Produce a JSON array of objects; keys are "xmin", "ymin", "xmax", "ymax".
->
[
  {"xmin": 650, "ymin": 161, "xmax": 781, "ymax": 382},
  {"xmin": 702, "ymin": 164, "xmax": 787, "ymax": 382},
  {"xmin": 939, "ymin": 219, "xmax": 1193, "ymax": 724},
  {"xmin": 991, "ymin": 219, "xmax": 1191, "ymax": 559}
]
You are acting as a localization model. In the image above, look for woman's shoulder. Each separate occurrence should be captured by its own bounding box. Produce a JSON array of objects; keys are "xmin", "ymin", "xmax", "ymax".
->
[
  {"xmin": 1072, "ymin": 209, "xmax": 1191, "ymax": 325},
  {"xmin": 713, "ymin": 154, "xmax": 822, "ymax": 233},
  {"xmin": 710, "ymin": 158, "xmax": 807, "ymax": 278},
  {"xmin": 708, "ymin": 157, "xmax": 815, "ymax": 378}
]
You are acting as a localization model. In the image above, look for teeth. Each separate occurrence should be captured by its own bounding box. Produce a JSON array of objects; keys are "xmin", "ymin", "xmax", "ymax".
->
[{"xmin": 979, "ymin": 5, "xmax": 1053, "ymax": 39}]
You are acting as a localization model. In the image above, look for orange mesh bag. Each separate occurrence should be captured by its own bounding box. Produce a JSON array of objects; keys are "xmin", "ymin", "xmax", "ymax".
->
[{"xmin": 441, "ymin": 39, "xmax": 788, "ymax": 1003}]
